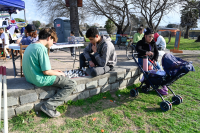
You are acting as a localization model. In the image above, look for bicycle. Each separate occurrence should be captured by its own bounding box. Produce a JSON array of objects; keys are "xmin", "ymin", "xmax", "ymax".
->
[
  {"xmin": 126, "ymin": 42, "xmax": 137, "ymax": 60},
  {"xmin": 116, "ymin": 36, "xmax": 138, "ymax": 60}
]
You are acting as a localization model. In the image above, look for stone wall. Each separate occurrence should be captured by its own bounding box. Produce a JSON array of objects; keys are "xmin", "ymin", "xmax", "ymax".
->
[{"xmin": 2, "ymin": 62, "xmax": 142, "ymax": 119}]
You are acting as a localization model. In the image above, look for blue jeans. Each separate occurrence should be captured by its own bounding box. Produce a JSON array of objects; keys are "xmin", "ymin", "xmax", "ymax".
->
[
  {"xmin": 138, "ymin": 58, "xmax": 161, "ymax": 70},
  {"xmin": 70, "ymin": 47, "xmax": 75, "ymax": 56},
  {"xmin": 115, "ymin": 34, "xmax": 121, "ymax": 45}
]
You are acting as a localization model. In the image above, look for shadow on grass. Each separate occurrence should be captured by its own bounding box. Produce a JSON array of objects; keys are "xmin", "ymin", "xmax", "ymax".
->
[{"xmin": 63, "ymin": 85, "xmax": 169, "ymax": 119}]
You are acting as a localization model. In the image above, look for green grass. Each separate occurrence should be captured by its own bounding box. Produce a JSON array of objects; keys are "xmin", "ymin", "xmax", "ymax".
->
[
  {"xmin": 6, "ymin": 65, "xmax": 200, "ymax": 132},
  {"xmin": 86, "ymin": 35, "xmax": 200, "ymax": 50},
  {"xmin": 166, "ymin": 37, "xmax": 200, "ymax": 50}
]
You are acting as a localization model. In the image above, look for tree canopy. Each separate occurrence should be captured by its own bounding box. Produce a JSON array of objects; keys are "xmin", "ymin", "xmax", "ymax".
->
[
  {"xmin": 104, "ymin": 19, "xmax": 116, "ymax": 34},
  {"xmin": 32, "ymin": 20, "xmax": 41, "ymax": 29},
  {"xmin": 180, "ymin": 0, "xmax": 199, "ymax": 38},
  {"xmin": 14, "ymin": 18, "xmax": 25, "ymax": 22}
]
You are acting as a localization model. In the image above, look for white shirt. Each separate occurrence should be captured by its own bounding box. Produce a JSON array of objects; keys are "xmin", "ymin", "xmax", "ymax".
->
[
  {"xmin": 156, "ymin": 35, "xmax": 166, "ymax": 50},
  {"xmin": 0, "ymin": 32, "xmax": 9, "ymax": 48}
]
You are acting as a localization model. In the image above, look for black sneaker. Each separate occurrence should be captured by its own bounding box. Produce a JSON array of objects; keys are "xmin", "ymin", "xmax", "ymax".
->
[{"xmin": 40, "ymin": 104, "xmax": 61, "ymax": 118}]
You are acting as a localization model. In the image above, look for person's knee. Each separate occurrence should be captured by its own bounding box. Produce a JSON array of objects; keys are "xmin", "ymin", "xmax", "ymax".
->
[
  {"xmin": 71, "ymin": 79, "xmax": 77, "ymax": 87},
  {"xmin": 79, "ymin": 53, "xmax": 84, "ymax": 60},
  {"xmin": 67, "ymin": 79, "xmax": 77, "ymax": 90},
  {"xmin": 91, "ymin": 69, "xmax": 97, "ymax": 77}
]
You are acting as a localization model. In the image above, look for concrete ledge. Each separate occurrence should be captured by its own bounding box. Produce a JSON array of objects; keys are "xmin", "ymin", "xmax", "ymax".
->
[{"xmin": 2, "ymin": 60, "xmax": 150, "ymax": 119}]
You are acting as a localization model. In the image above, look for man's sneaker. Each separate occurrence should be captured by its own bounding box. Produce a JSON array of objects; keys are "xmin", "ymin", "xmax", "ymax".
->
[
  {"xmin": 6, "ymin": 56, "xmax": 10, "ymax": 59},
  {"xmin": 162, "ymin": 86, "xmax": 168, "ymax": 91},
  {"xmin": 157, "ymin": 89, "xmax": 168, "ymax": 95},
  {"xmin": 40, "ymin": 104, "xmax": 61, "ymax": 118}
]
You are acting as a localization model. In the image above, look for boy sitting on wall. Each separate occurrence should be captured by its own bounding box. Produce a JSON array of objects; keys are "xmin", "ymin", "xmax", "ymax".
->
[{"xmin": 22, "ymin": 28, "xmax": 77, "ymax": 117}]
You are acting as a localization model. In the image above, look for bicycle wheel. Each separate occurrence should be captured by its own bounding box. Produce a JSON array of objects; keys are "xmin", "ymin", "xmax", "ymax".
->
[
  {"xmin": 131, "ymin": 45, "xmax": 137, "ymax": 58},
  {"xmin": 126, "ymin": 45, "xmax": 133, "ymax": 60},
  {"xmin": 126, "ymin": 45, "xmax": 137, "ymax": 59}
]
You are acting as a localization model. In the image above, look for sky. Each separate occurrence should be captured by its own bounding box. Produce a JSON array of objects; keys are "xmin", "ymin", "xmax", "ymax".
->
[{"xmin": 10, "ymin": 0, "xmax": 200, "ymax": 28}]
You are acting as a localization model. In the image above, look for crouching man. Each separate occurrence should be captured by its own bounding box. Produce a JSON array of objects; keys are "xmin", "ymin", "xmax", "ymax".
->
[
  {"xmin": 79, "ymin": 27, "xmax": 117, "ymax": 77},
  {"xmin": 22, "ymin": 28, "xmax": 77, "ymax": 117}
]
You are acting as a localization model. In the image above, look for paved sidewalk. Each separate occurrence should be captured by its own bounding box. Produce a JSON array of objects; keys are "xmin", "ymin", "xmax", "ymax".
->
[
  {"xmin": 0, "ymin": 47, "xmax": 128, "ymax": 79},
  {"xmin": 0, "ymin": 46, "xmax": 172, "ymax": 79}
]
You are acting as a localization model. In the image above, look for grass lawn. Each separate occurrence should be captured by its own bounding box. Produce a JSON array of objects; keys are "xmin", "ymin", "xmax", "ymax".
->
[
  {"xmin": 6, "ymin": 63, "xmax": 200, "ymax": 132},
  {"xmin": 165, "ymin": 37, "xmax": 200, "ymax": 50},
  {"xmin": 86, "ymin": 36, "xmax": 200, "ymax": 51}
]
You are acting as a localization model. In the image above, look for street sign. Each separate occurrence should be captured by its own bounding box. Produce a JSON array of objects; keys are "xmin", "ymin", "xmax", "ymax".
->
[{"xmin": 170, "ymin": 31, "xmax": 183, "ymax": 53}]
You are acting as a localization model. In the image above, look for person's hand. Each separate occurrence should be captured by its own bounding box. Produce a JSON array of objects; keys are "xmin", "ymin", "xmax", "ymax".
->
[
  {"xmin": 55, "ymin": 70, "xmax": 65, "ymax": 76},
  {"xmin": 89, "ymin": 61, "xmax": 95, "ymax": 67},
  {"xmin": 92, "ymin": 44, "xmax": 97, "ymax": 53},
  {"xmin": 59, "ymin": 71, "xmax": 65, "ymax": 76},
  {"xmin": 146, "ymin": 51, "xmax": 153, "ymax": 56}
]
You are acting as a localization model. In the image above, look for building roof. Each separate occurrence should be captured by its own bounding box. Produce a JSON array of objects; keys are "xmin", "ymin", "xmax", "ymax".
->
[
  {"xmin": 54, "ymin": 17, "xmax": 70, "ymax": 20},
  {"xmin": 160, "ymin": 28, "xmax": 179, "ymax": 30}
]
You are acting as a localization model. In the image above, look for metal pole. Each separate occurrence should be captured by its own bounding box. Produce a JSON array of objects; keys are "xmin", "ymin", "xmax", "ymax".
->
[
  {"xmin": 0, "ymin": 66, "xmax": 3, "ymax": 129},
  {"xmin": 3, "ymin": 67, "xmax": 8, "ymax": 133},
  {"xmin": 24, "ymin": 9, "xmax": 26, "ymax": 23}
]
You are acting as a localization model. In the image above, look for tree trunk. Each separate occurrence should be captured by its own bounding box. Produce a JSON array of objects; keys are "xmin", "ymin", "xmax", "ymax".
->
[
  {"xmin": 195, "ymin": 35, "xmax": 200, "ymax": 42},
  {"xmin": 79, "ymin": 28, "xmax": 86, "ymax": 42},
  {"xmin": 184, "ymin": 26, "xmax": 190, "ymax": 39},
  {"xmin": 116, "ymin": 26, "xmax": 123, "ymax": 34},
  {"xmin": 69, "ymin": 0, "xmax": 79, "ymax": 37}
]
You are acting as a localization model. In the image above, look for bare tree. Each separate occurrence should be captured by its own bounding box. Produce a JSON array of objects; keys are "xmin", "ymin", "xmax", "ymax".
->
[
  {"xmin": 40, "ymin": 23, "xmax": 46, "ymax": 28},
  {"xmin": 35, "ymin": 0, "xmax": 90, "ymax": 37},
  {"xmin": 85, "ymin": 0, "xmax": 132, "ymax": 34},
  {"xmin": 36, "ymin": 0, "xmax": 70, "ymax": 22},
  {"xmin": 133, "ymin": 0, "xmax": 180, "ymax": 31},
  {"xmin": 129, "ymin": 14, "xmax": 148, "ymax": 33}
]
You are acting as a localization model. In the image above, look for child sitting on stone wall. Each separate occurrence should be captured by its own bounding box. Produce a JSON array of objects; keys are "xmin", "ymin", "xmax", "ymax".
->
[{"xmin": 22, "ymin": 28, "xmax": 77, "ymax": 117}]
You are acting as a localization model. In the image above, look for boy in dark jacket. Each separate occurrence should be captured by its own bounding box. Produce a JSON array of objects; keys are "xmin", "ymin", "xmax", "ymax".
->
[{"xmin": 79, "ymin": 27, "xmax": 117, "ymax": 77}]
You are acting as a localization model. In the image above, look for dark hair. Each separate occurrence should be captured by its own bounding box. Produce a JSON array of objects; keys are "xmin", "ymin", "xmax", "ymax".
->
[
  {"xmin": 51, "ymin": 27, "xmax": 56, "ymax": 32},
  {"xmin": 137, "ymin": 27, "xmax": 143, "ymax": 33},
  {"xmin": 144, "ymin": 28, "xmax": 154, "ymax": 35},
  {"xmin": 0, "ymin": 28, "xmax": 4, "ymax": 31},
  {"xmin": 86, "ymin": 27, "xmax": 99, "ymax": 38},
  {"xmin": 27, "ymin": 30, "xmax": 37, "ymax": 38},
  {"xmin": 39, "ymin": 28, "xmax": 58, "ymax": 42},
  {"xmin": 15, "ymin": 29, "xmax": 19, "ymax": 33},
  {"xmin": 71, "ymin": 31, "xmax": 74, "ymax": 35}
]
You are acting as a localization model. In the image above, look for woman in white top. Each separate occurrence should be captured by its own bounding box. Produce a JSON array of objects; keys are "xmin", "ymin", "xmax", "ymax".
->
[{"xmin": 154, "ymin": 33, "xmax": 166, "ymax": 50}]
